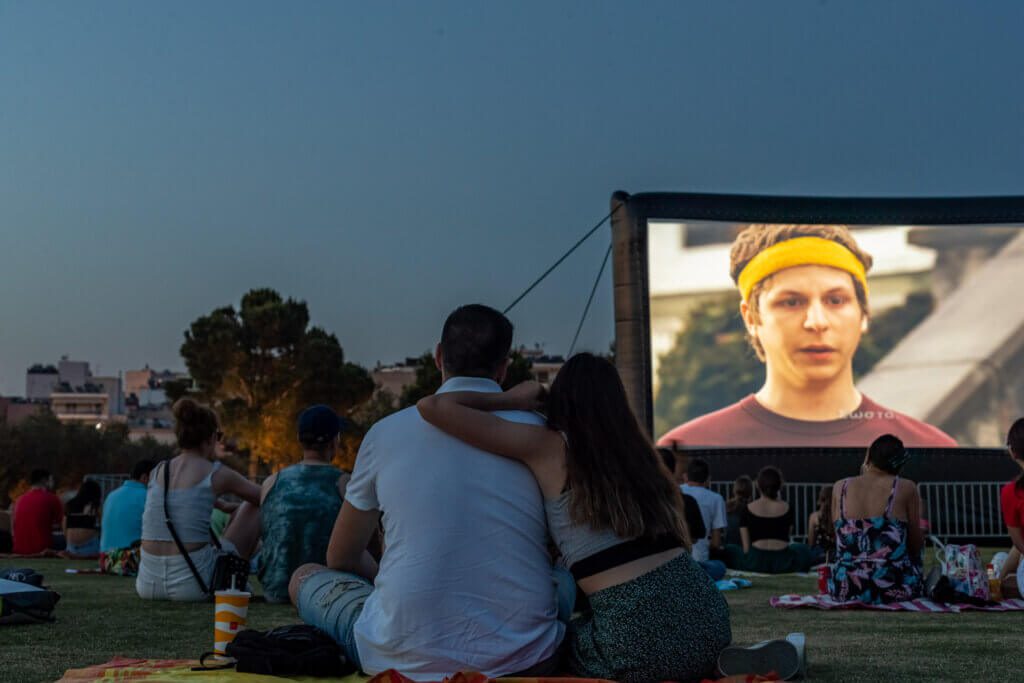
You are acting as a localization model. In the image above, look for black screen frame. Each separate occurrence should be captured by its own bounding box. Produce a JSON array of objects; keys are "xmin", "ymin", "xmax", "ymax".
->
[{"xmin": 609, "ymin": 191, "xmax": 1024, "ymax": 439}]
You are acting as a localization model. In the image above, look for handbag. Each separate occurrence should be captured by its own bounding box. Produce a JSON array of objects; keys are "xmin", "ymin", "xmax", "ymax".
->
[
  {"xmin": 194, "ymin": 624, "xmax": 354, "ymax": 675},
  {"xmin": 935, "ymin": 540, "xmax": 989, "ymax": 600},
  {"xmin": 162, "ymin": 460, "xmax": 249, "ymax": 597}
]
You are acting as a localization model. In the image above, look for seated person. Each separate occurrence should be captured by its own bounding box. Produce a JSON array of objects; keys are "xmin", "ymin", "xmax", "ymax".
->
[
  {"xmin": 1000, "ymin": 417, "xmax": 1024, "ymax": 600},
  {"xmin": 0, "ymin": 503, "xmax": 12, "ymax": 554},
  {"xmin": 806, "ymin": 484, "xmax": 835, "ymax": 565},
  {"xmin": 681, "ymin": 457, "xmax": 728, "ymax": 581},
  {"xmin": 829, "ymin": 434, "xmax": 924, "ymax": 604},
  {"xmin": 658, "ymin": 448, "xmax": 717, "ymax": 579},
  {"xmin": 63, "ymin": 480, "xmax": 102, "ymax": 556},
  {"xmin": 289, "ymin": 305, "xmax": 568, "ymax": 680},
  {"xmin": 658, "ymin": 224, "xmax": 957, "ymax": 448},
  {"xmin": 12, "ymin": 469, "xmax": 63, "ymax": 555},
  {"xmin": 257, "ymin": 405, "xmax": 349, "ymax": 603},
  {"xmin": 100, "ymin": 460, "xmax": 154, "ymax": 553},
  {"xmin": 724, "ymin": 466, "xmax": 812, "ymax": 573},
  {"xmin": 723, "ymin": 475, "xmax": 753, "ymax": 549},
  {"xmin": 137, "ymin": 399, "xmax": 262, "ymax": 602}
]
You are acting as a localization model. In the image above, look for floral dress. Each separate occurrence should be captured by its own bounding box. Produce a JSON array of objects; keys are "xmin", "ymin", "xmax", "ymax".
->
[{"xmin": 827, "ymin": 477, "xmax": 923, "ymax": 604}]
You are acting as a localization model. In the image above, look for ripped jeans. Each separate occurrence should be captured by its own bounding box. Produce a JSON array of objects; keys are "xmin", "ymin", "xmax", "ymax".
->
[{"xmin": 296, "ymin": 569, "xmax": 371, "ymax": 669}]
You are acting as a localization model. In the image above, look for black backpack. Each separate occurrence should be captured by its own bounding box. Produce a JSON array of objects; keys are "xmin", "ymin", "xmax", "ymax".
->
[{"xmin": 199, "ymin": 624, "xmax": 354, "ymax": 676}]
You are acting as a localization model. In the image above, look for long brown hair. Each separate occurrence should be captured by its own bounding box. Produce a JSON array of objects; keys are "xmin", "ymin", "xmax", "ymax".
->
[
  {"xmin": 816, "ymin": 484, "xmax": 834, "ymax": 530},
  {"xmin": 727, "ymin": 475, "xmax": 753, "ymax": 514},
  {"xmin": 1008, "ymin": 417, "xmax": 1024, "ymax": 491},
  {"xmin": 546, "ymin": 353, "xmax": 690, "ymax": 546}
]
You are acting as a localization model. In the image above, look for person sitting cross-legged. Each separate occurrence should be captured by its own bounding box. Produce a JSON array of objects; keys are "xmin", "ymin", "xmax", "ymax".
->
[
  {"xmin": 289, "ymin": 305, "xmax": 568, "ymax": 680},
  {"xmin": 828, "ymin": 433, "xmax": 924, "ymax": 604},
  {"xmin": 256, "ymin": 405, "xmax": 350, "ymax": 604},
  {"xmin": 723, "ymin": 466, "xmax": 813, "ymax": 574}
]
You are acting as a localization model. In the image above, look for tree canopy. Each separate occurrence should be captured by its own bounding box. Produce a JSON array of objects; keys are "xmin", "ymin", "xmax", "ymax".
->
[{"xmin": 179, "ymin": 288, "xmax": 374, "ymax": 476}]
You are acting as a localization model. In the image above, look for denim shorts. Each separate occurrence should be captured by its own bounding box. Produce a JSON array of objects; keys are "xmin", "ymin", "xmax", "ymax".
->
[{"xmin": 296, "ymin": 569, "xmax": 372, "ymax": 669}]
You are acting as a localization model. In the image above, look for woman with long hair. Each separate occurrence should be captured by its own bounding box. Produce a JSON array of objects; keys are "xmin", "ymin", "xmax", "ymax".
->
[
  {"xmin": 1000, "ymin": 418, "xmax": 1024, "ymax": 598},
  {"xmin": 807, "ymin": 484, "xmax": 835, "ymax": 565},
  {"xmin": 418, "ymin": 352, "xmax": 730, "ymax": 683},
  {"xmin": 724, "ymin": 475, "xmax": 753, "ymax": 548},
  {"xmin": 136, "ymin": 398, "xmax": 262, "ymax": 601},
  {"xmin": 63, "ymin": 480, "xmax": 103, "ymax": 556},
  {"xmin": 829, "ymin": 434, "xmax": 924, "ymax": 604}
]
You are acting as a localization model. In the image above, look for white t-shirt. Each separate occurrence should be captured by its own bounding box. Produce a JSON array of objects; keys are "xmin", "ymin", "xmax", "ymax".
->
[
  {"xmin": 344, "ymin": 377, "xmax": 564, "ymax": 680},
  {"xmin": 680, "ymin": 483, "xmax": 727, "ymax": 563}
]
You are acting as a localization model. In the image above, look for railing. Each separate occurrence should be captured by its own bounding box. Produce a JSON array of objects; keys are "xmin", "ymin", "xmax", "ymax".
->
[
  {"xmin": 708, "ymin": 480, "xmax": 1009, "ymax": 541},
  {"xmin": 84, "ymin": 473, "xmax": 128, "ymax": 502},
  {"xmin": 918, "ymin": 481, "xmax": 1008, "ymax": 540}
]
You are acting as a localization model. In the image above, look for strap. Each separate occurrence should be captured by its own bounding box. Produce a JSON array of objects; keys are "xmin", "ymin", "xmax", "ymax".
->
[
  {"xmin": 885, "ymin": 476, "xmax": 900, "ymax": 517},
  {"xmin": 192, "ymin": 651, "xmax": 235, "ymax": 671},
  {"xmin": 839, "ymin": 478, "xmax": 849, "ymax": 519},
  {"xmin": 162, "ymin": 459, "xmax": 211, "ymax": 595}
]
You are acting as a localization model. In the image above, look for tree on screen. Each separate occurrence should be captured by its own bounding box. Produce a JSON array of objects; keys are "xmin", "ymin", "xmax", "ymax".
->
[
  {"xmin": 654, "ymin": 294, "xmax": 761, "ymax": 438},
  {"xmin": 179, "ymin": 288, "xmax": 374, "ymax": 477}
]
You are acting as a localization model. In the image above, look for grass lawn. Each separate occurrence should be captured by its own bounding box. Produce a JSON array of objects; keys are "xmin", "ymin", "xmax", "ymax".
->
[{"xmin": 2, "ymin": 557, "xmax": 1022, "ymax": 682}]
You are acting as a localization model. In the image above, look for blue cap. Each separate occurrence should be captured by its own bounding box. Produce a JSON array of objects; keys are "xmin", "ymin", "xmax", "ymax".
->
[{"xmin": 297, "ymin": 405, "xmax": 345, "ymax": 445}]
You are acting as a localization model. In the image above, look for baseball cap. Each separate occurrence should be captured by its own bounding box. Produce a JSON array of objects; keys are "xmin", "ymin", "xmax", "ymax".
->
[{"xmin": 297, "ymin": 405, "xmax": 345, "ymax": 445}]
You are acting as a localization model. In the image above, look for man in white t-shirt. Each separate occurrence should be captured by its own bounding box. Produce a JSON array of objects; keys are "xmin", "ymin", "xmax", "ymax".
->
[
  {"xmin": 290, "ymin": 305, "xmax": 567, "ymax": 680},
  {"xmin": 680, "ymin": 457, "xmax": 728, "ymax": 580}
]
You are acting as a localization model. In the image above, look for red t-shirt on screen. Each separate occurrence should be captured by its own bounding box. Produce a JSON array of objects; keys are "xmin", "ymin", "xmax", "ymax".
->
[
  {"xmin": 1001, "ymin": 480, "xmax": 1024, "ymax": 529},
  {"xmin": 657, "ymin": 394, "xmax": 958, "ymax": 448},
  {"xmin": 12, "ymin": 487, "xmax": 63, "ymax": 554}
]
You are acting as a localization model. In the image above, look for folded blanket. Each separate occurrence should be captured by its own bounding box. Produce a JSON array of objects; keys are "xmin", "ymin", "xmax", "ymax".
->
[{"xmin": 771, "ymin": 593, "xmax": 1024, "ymax": 613}]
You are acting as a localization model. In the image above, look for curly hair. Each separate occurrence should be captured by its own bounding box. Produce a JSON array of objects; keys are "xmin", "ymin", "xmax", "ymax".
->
[{"xmin": 729, "ymin": 224, "xmax": 874, "ymax": 360}]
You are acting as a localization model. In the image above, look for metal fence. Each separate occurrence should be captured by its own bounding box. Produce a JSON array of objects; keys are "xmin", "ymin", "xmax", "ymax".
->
[
  {"xmin": 84, "ymin": 473, "xmax": 128, "ymax": 502},
  {"xmin": 708, "ymin": 480, "xmax": 1009, "ymax": 541}
]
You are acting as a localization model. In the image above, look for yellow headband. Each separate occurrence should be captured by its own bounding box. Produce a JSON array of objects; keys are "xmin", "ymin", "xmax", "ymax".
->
[{"xmin": 736, "ymin": 236, "xmax": 869, "ymax": 303}]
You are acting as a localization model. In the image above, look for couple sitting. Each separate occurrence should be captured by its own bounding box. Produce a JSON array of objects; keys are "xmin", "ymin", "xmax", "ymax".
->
[{"xmin": 291, "ymin": 305, "xmax": 731, "ymax": 682}]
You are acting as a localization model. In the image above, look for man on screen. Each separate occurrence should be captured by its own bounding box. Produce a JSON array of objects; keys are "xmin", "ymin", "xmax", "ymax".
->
[{"xmin": 658, "ymin": 224, "xmax": 956, "ymax": 448}]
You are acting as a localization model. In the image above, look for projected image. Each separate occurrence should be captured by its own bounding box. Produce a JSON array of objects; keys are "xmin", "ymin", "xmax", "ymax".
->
[{"xmin": 649, "ymin": 222, "xmax": 1024, "ymax": 448}]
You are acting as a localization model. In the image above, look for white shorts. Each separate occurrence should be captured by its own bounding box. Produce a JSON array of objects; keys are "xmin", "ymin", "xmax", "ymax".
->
[{"xmin": 136, "ymin": 540, "xmax": 238, "ymax": 602}]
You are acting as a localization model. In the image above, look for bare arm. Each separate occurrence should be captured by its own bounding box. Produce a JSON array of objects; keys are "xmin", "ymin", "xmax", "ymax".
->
[
  {"xmin": 1008, "ymin": 527, "xmax": 1024, "ymax": 556},
  {"xmin": 903, "ymin": 481, "xmax": 924, "ymax": 558},
  {"xmin": 214, "ymin": 466, "xmax": 262, "ymax": 506},
  {"xmin": 326, "ymin": 501, "xmax": 381, "ymax": 580},
  {"xmin": 417, "ymin": 384, "xmax": 562, "ymax": 470},
  {"xmin": 710, "ymin": 528, "xmax": 722, "ymax": 550},
  {"xmin": 740, "ymin": 527, "xmax": 751, "ymax": 554},
  {"xmin": 807, "ymin": 512, "xmax": 819, "ymax": 547}
]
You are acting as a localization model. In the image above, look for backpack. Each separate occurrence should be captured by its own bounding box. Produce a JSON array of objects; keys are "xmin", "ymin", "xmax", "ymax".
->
[
  {"xmin": 0, "ymin": 577, "xmax": 60, "ymax": 625},
  {"xmin": 198, "ymin": 624, "xmax": 354, "ymax": 676}
]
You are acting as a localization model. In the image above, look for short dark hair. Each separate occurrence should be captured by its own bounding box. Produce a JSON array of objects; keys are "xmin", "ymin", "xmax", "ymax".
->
[
  {"xmin": 30, "ymin": 469, "xmax": 51, "ymax": 486},
  {"xmin": 867, "ymin": 433, "xmax": 909, "ymax": 475},
  {"xmin": 686, "ymin": 457, "xmax": 710, "ymax": 484},
  {"xmin": 756, "ymin": 466, "xmax": 783, "ymax": 499},
  {"xmin": 439, "ymin": 304, "xmax": 513, "ymax": 378},
  {"xmin": 131, "ymin": 460, "xmax": 156, "ymax": 481}
]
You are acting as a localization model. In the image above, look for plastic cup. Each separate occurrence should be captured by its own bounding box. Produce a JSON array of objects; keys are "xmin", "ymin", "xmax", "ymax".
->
[
  {"xmin": 214, "ymin": 588, "xmax": 251, "ymax": 658},
  {"xmin": 817, "ymin": 565, "xmax": 831, "ymax": 595}
]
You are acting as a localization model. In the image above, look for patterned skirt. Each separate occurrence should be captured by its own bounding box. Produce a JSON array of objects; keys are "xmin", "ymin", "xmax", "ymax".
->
[{"xmin": 568, "ymin": 552, "xmax": 732, "ymax": 683}]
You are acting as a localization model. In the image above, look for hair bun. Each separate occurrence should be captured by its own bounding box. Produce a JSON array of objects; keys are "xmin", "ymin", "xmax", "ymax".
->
[{"xmin": 172, "ymin": 397, "xmax": 199, "ymax": 422}]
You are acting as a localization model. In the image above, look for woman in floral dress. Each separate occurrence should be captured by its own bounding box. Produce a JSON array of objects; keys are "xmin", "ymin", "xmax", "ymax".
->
[{"xmin": 828, "ymin": 433, "xmax": 924, "ymax": 604}]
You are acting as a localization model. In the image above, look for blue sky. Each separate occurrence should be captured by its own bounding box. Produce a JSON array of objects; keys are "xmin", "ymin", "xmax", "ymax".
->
[{"xmin": 1, "ymin": 1, "xmax": 1021, "ymax": 395}]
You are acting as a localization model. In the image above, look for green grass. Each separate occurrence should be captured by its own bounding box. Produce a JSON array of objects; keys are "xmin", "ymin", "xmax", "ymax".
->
[{"xmin": 2, "ymin": 557, "xmax": 1022, "ymax": 682}]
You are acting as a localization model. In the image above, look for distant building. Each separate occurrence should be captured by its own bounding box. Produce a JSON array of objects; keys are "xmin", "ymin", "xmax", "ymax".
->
[
  {"xmin": 371, "ymin": 358, "xmax": 420, "ymax": 401},
  {"xmin": 515, "ymin": 346, "xmax": 565, "ymax": 383},
  {"xmin": 23, "ymin": 357, "xmax": 125, "ymax": 423},
  {"xmin": 25, "ymin": 365, "xmax": 59, "ymax": 401},
  {"xmin": 0, "ymin": 397, "xmax": 47, "ymax": 425}
]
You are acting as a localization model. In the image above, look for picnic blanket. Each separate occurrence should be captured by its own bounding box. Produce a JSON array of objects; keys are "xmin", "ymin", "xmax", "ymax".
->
[
  {"xmin": 771, "ymin": 593, "xmax": 1024, "ymax": 613},
  {"xmin": 58, "ymin": 658, "xmax": 775, "ymax": 682}
]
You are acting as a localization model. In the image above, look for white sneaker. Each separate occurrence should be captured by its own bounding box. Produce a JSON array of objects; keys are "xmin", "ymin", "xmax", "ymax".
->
[
  {"xmin": 786, "ymin": 632, "xmax": 806, "ymax": 679},
  {"xmin": 718, "ymin": 639, "xmax": 800, "ymax": 680}
]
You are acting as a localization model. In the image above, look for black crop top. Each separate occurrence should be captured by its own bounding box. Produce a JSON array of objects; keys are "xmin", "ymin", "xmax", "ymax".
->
[
  {"xmin": 65, "ymin": 512, "xmax": 97, "ymax": 530},
  {"xmin": 740, "ymin": 505, "xmax": 794, "ymax": 543}
]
